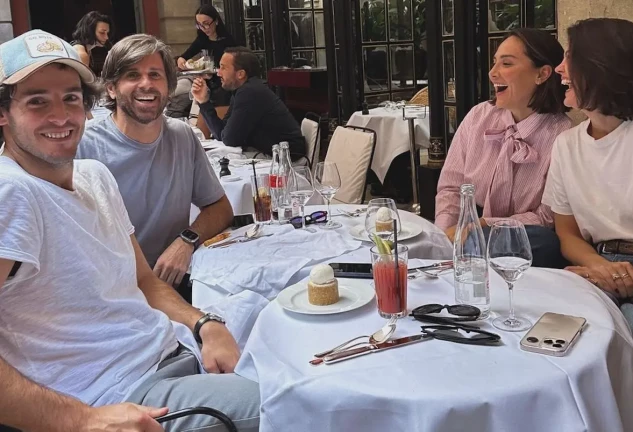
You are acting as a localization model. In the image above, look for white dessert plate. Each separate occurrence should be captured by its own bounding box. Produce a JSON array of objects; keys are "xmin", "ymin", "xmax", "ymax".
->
[
  {"xmin": 221, "ymin": 175, "xmax": 242, "ymax": 182},
  {"xmin": 277, "ymin": 278, "xmax": 375, "ymax": 315},
  {"xmin": 349, "ymin": 222, "xmax": 423, "ymax": 242}
]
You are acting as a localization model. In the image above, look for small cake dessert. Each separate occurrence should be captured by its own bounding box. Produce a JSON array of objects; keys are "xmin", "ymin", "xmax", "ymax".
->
[
  {"xmin": 308, "ymin": 264, "xmax": 340, "ymax": 306},
  {"xmin": 375, "ymin": 207, "xmax": 394, "ymax": 233}
]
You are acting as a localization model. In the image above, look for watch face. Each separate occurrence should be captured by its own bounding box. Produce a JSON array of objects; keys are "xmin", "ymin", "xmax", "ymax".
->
[{"xmin": 181, "ymin": 229, "xmax": 199, "ymax": 242}]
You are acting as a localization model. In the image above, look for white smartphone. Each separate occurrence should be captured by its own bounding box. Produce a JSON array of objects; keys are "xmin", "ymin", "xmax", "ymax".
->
[{"xmin": 520, "ymin": 312, "xmax": 586, "ymax": 357}]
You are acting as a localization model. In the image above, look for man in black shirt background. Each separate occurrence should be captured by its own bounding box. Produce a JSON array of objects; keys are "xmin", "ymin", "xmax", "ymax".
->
[{"xmin": 191, "ymin": 47, "xmax": 306, "ymax": 160}]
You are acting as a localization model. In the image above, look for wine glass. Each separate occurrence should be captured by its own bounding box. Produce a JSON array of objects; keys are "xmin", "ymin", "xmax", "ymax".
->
[
  {"xmin": 364, "ymin": 198, "xmax": 401, "ymax": 242},
  {"xmin": 487, "ymin": 219, "xmax": 533, "ymax": 332},
  {"xmin": 287, "ymin": 166, "xmax": 314, "ymax": 230},
  {"xmin": 314, "ymin": 162, "xmax": 342, "ymax": 229}
]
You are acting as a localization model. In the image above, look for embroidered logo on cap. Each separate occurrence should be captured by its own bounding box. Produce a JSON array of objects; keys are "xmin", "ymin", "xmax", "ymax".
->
[{"xmin": 24, "ymin": 33, "xmax": 69, "ymax": 58}]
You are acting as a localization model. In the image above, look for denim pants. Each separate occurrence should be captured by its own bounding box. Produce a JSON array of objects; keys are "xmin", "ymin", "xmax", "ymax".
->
[{"xmin": 598, "ymin": 252, "xmax": 633, "ymax": 330}]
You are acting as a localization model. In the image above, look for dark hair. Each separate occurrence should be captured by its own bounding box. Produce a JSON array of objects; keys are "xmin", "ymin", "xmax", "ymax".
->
[
  {"xmin": 567, "ymin": 18, "xmax": 633, "ymax": 120},
  {"xmin": 71, "ymin": 11, "xmax": 113, "ymax": 48},
  {"xmin": 491, "ymin": 28, "xmax": 568, "ymax": 114},
  {"xmin": 100, "ymin": 34, "xmax": 177, "ymax": 112},
  {"xmin": 224, "ymin": 46, "xmax": 261, "ymax": 79},
  {"xmin": 195, "ymin": 5, "xmax": 231, "ymax": 39},
  {"xmin": 0, "ymin": 64, "xmax": 101, "ymax": 142}
]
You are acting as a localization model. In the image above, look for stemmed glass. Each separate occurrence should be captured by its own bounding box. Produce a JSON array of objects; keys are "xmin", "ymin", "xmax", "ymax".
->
[
  {"xmin": 487, "ymin": 219, "xmax": 533, "ymax": 332},
  {"xmin": 287, "ymin": 166, "xmax": 314, "ymax": 230},
  {"xmin": 314, "ymin": 162, "xmax": 342, "ymax": 229},
  {"xmin": 364, "ymin": 198, "xmax": 401, "ymax": 242}
]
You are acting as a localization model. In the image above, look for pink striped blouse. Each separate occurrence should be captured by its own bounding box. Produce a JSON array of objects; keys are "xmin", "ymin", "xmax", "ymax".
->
[{"xmin": 435, "ymin": 102, "xmax": 572, "ymax": 230}]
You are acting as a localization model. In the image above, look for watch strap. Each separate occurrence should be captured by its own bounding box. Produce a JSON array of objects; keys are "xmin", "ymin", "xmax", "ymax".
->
[{"xmin": 193, "ymin": 313, "xmax": 225, "ymax": 344}]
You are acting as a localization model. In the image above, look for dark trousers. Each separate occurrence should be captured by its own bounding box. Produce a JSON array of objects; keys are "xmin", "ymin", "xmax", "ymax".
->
[
  {"xmin": 482, "ymin": 225, "xmax": 569, "ymax": 269},
  {"xmin": 175, "ymin": 273, "xmax": 192, "ymax": 305}
]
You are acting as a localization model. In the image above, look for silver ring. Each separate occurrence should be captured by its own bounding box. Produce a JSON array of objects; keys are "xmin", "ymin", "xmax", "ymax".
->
[
  {"xmin": 622, "ymin": 273, "xmax": 630, "ymax": 279},
  {"xmin": 612, "ymin": 273, "xmax": 622, "ymax": 281}
]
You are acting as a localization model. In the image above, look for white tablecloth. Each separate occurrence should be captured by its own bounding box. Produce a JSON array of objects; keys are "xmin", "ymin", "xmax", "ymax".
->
[
  {"xmin": 191, "ymin": 204, "xmax": 452, "ymax": 308},
  {"xmin": 347, "ymin": 107, "xmax": 430, "ymax": 183},
  {"xmin": 236, "ymin": 265, "xmax": 633, "ymax": 432}
]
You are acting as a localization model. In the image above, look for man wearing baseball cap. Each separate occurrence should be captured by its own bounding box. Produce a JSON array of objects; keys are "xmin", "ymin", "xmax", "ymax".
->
[{"xmin": 0, "ymin": 30, "xmax": 259, "ymax": 432}]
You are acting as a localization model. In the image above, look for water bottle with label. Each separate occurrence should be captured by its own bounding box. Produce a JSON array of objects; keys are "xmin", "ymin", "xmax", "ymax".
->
[
  {"xmin": 269, "ymin": 144, "xmax": 281, "ymax": 221},
  {"xmin": 277, "ymin": 142, "xmax": 294, "ymax": 221},
  {"xmin": 453, "ymin": 184, "xmax": 490, "ymax": 319}
]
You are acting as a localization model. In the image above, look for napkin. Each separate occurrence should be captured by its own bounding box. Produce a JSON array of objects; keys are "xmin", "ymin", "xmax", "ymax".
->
[{"xmin": 190, "ymin": 224, "xmax": 362, "ymax": 300}]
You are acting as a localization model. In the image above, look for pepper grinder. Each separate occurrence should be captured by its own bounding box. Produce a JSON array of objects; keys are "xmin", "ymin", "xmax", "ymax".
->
[
  {"xmin": 219, "ymin": 157, "xmax": 231, "ymax": 177},
  {"xmin": 361, "ymin": 101, "xmax": 369, "ymax": 115}
]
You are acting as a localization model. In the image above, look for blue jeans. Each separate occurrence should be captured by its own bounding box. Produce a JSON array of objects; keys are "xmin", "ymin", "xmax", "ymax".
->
[
  {"xmin": 482, "ymin": 225, "xmax": 568, "ymax": 269},
  {"xmin": 599, "ymin": 252, "xmax": 633, "ymax": 330}
]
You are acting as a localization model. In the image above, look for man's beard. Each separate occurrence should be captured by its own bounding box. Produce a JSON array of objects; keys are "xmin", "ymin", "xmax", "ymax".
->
[{"xmin": 116, "ymin": 89, "xmax": 168, "ymax": 125}]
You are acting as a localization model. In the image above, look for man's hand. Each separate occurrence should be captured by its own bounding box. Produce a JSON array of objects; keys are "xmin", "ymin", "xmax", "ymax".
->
[
  {"xmin": 177, "ymin": 57, "xmax": 187, "ymax": 70},
  {"xmin": 153, "ymin": 238, "xmax": 194, "ymax": 286},
  {"xmin": 191, "ymin": 77, "xmax": 210, "ymax": 104},
  {"xmin": 444, "ymin": 218, "xmax": 487, "ymax": 244},
  {"xmin": 83, "ymin": 403, "xmax": 168, "ymax": 432},
  {"xmin": 199, "ymin": 321, "xmax": 241, "ymax": 373},
  {"xmin": 566, "ymin": 262, "xmax": 633, "ymax": 298}
]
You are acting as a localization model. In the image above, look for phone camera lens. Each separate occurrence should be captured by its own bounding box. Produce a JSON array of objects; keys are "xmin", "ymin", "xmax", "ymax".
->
[
  {"xmin": 526, "ymin": 336, "xmax": 538, "ymax": 343},
  {"xmin": 555, "ymin": 339, "xmax": 566, "ymax": 344},
  {"xmin": 552, "ymin": 343, "xmax": 563, "ymax": 348},
  {"xmin": 544, "ymin": 339, "xmax": 553, "ymax": 344}
]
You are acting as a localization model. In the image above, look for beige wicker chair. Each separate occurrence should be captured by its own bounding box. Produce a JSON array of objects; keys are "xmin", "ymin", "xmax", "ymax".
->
[{"xmin": 408, "ymin": 87, "xmax": 429, "ymax": 106}]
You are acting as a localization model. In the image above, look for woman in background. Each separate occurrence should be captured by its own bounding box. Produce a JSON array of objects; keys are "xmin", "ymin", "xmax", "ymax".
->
[
  {"xmin": 542, "ymin": 18, "xmax": 633, "ymax": 324},
  {"xmin": 71, "ymin": 11, "xmax": 112, "ymax": 77},
  {"xmin": 435, "ymin": 28, "xmax": 571, "ymax": 267},
  {"xmin": 176, "ymin": 4, "xmax": 236, "ymax": 107}
]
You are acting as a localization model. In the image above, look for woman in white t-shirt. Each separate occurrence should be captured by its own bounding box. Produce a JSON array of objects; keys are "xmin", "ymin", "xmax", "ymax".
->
[{"xmin": 542, "ymin": 18, "xmax": 633, "ymax": 321}]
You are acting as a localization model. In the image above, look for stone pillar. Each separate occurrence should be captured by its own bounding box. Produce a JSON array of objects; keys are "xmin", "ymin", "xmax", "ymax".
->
[
  {"xmin": 0, "ymin": 0, "xmax": 13, "ymax": 44},
  {"xmin": 157, "ymin": 0, "xmax": 200, "ymax": 56},
  {"xmin": 558, "ymin": 0, "xmax": 633, "ymax": 47}
]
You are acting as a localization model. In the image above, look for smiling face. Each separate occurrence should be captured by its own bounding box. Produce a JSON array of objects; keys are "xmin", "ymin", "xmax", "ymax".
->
[
  {"xmin": 95, "ymin": 21, "xmax": 110, "ymax": 45},
  {"xmin": 489, "ymin": 36, "xmax": 550, "ymax": 119},
  {"xmin": 0, "ymin": 64, "xmax": 86, "ymax": 166},
  {"xmin": 106, "ymin": 53, "xmax": 169, "ymax": 125},
  {"xmin": 555, "ymin": 52, "xmax": 578, "ymax": 109}
]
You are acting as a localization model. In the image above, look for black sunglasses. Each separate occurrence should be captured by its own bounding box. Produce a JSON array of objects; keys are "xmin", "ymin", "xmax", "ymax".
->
[
  {"xmin": 421, "ymin": 325, "xmax": 501, "ymax": 346},
  {"xmin": 410, "ymin": 304, "xmax": 481, "ymax": 325},
  {"xmin": 289, "ymin": 211, "xmax": 328, "ymax": 229}
]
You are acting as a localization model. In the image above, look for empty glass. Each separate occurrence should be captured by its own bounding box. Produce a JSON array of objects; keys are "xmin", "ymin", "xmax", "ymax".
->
[
  {"xmin": 287, "ymin": 166, "xmax": 314, "ymax": 230},
  {"xmin": 487, "ymin": 219, "xmax": 533, "ymax": 332},
  {"xmin": 314, "ymin": 162, "xmax": 342, "ymax": 229}
]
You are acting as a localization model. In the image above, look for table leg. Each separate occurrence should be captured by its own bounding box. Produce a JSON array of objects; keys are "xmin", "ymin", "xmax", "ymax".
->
[{"xmin": 407, "ymin": 118, "xmax": 421, "ymax": 215}]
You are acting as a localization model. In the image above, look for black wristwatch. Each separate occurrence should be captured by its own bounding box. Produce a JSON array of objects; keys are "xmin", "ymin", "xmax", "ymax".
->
[
  {"xmin": 180, "ymin": 229, "xmax": 200, "ymax": 249},
  {"xmin": 193, "ymin": 312, "xmax": 226, "ymax": 344}
]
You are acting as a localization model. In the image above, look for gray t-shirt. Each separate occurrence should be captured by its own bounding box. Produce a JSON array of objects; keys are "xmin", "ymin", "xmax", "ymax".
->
[{"xmin": 77, "ymin": 115, "xmax": 225, "ymax": 267}]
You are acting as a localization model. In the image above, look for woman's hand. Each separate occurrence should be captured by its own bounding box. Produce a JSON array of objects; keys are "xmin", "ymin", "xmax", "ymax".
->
[
  {"xmin": 177, "ymin": 57, "xmax": 187, "ymax": 70},
  {"xmin": 566, "ymin": 262, "xmax": 633, "ymax": 298}
]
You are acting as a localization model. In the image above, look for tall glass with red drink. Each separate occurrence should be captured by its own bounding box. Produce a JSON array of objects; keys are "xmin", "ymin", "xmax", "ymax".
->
[{"xmin": 370, "ymin": 244, "xmax": 408, "ymax": 319}]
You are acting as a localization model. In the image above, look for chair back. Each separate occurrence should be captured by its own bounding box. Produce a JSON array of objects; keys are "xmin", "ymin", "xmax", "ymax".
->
[
  {"xmin": 301, "ymin": 112, "xmax": 321, "ymax": 170},
  {"xmin": 408, "ymin": 87, "xmax": 429, "ymax": 106},
  {"xmin": 325, "ymin": 125, "xmax": 377, "ymax": 204}
]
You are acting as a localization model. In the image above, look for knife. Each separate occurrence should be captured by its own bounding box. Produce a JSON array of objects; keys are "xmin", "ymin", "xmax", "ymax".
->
[
  {"xmin": 407, "ymin": 261, "xmax": 453, "ymax": 274},
  {"xmin": 309, "ymin": 334, "xmax": 428, "ymax": 366}
]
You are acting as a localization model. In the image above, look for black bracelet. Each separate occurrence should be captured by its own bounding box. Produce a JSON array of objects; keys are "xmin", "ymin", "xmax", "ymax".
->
[{"xmin": 193, "ymin": 313, "xmax": 225, "ymax": 344}]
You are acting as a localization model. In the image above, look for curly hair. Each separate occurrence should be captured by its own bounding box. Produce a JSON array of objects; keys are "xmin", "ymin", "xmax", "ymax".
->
[
  {"xmin": 72, "ymin": 11, "xmax": 113, "ymax": 47},
  {"xmin": 567, "ymin": 18, "xmax": 633, "ymax": 121}
]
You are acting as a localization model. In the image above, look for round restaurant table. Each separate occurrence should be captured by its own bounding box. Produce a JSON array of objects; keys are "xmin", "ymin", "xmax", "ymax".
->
[
  {"xmin": 191, "ymin": 204, "xmax": 453, "ymax": 308},
  {"xmin": 235, "ymin": 265, "xmax": 633, "ymax": 432},
  {"xmin": 347, "ymin": 107, "xmax": 430, "ymax": 183}
]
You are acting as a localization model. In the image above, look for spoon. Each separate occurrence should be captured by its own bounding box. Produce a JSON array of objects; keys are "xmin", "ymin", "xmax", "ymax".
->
[
  {"xmin": 313, "ymin": 317, "xmax": 397, "ymax": 359},
  {"xmin": 211, "ymin": 224, "xmax": 261, "ymax": 248}
]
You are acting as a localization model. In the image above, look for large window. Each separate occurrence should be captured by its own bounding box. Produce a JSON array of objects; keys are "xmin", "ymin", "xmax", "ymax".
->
[
  {"xmin": 242, "ymin": 0, "xmax": 273, "ymax": 79},
  {"xmin": 289, "ymin": 0, "xmax": 326, "ymax": 68}
]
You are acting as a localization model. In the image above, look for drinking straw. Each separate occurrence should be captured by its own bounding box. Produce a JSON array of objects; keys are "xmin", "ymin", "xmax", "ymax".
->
[
  {"xmin": 251, "ymin": 161, "xmax": 259, "ymax": 203},
  {"xmin": 393, "ymin": 218, "xmax": 400, "ymax": 307}
]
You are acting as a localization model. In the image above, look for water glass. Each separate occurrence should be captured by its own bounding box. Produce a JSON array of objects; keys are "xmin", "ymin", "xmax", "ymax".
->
[
  {"xmin": 488, "ymin": 219, "xmax": 533, "ymax": 332},
  {"xmin": 287, "ymin": 166, "xmax": 314, "ymax": 230},
  {"xmin": 371, "ymin": 244, "xmax": 408, "ymax": 319},
  {"xmin": 314, "ymin": 162, "xmax": 342, "ymax": 229},
  {"xmin": 251, "ymin": 174, "xmax": 272, "ymax": 223},
  {"xmin": 365, "ymin": 198, "xmax": 401, "ymax": 242}
]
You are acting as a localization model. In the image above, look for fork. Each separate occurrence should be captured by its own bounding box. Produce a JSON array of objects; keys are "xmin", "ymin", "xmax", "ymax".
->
[{"xmin": 335, "ymin": 208, "xmax": 365, "ymax": 218}]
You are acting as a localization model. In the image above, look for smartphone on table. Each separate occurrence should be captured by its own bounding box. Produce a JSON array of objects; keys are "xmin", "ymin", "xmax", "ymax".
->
[
  {"xmin": 328, "ymin": 263, "xmax": 373, "ymax": 279},
  {"xmin": 520, "ymin": 312, "xmax": 586, "ymax": 357}
]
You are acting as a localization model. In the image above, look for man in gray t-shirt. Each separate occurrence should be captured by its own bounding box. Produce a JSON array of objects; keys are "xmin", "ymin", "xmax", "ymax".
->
[{"xmin": 77, "ymin": 38, "xmax": 233, "ymax": 291}]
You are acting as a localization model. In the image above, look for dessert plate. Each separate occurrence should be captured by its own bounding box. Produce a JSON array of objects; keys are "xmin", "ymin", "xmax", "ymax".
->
[
  {"xmin": 349, "ymin": 222, "xmax": 423, "ymax": 242},
  {"xmin": 220, "ymin": 175, "xmax": 242, "ymax": 182},
  {"xmin": 277, "ymin": 278, "xmax": 374, "ymax": 315}
]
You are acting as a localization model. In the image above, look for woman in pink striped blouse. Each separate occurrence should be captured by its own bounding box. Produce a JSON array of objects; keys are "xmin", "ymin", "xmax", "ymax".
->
[{"xmin": 435, "ymin": 28, "xmax": 572, "ymax": 267}]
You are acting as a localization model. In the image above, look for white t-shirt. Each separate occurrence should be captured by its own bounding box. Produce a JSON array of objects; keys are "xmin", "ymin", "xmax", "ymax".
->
[
  {"xmin": 542, "ymin": 120, "xmax": 633, "ymax": 244},
  {"xmin": 0, "ymin": 158, "xmax": 178, "ymax": 406}
]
